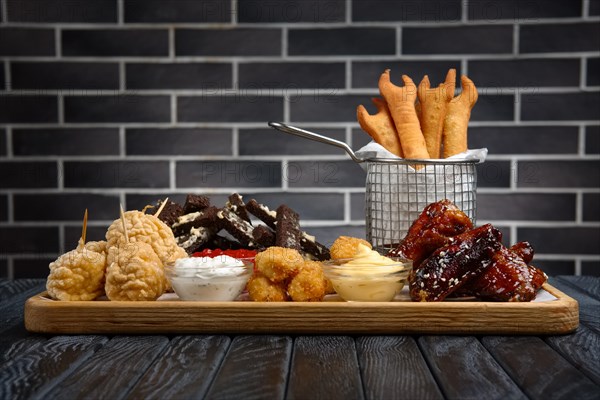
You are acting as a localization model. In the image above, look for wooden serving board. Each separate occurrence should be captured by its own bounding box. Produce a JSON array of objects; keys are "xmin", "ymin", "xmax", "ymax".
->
[{"xmin": 24, "ymin": 283, "xmax": 578, "ymax": 335}]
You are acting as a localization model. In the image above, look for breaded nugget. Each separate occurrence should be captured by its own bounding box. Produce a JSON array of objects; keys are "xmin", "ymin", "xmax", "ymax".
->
[
  {"xmin": 442, "ymin": 75, "xmax": 478, "ymax": 158},
  {"xmin": 357, "ymin": 97, "xmax": 403, "ymax": 157},
  {"xmin": 330, "ymin": 236, "xmax": 371, "ymax": 260},
  {"xmin": 247, "ymin": 273, "xmax": 289, "ymax": 302},
  {"xmin": 254, "ymin": 246, "xmax": 305, "ymax": 283},
  {"xmin": 288, "ymin": 261, "xmax": 327, "ymax": 302}
]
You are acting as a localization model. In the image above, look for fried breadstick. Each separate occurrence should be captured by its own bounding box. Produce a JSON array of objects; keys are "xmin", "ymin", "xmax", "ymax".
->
[
  {"xmin": 442, "ymin": 75, "xmax": 478, "ymax": 158},
  {"xmin": 357, "ymin": 97, "xmax": 403, "ymax": 157},
  {"xmin": 378, "ymin": 70, "xmax": 430, "ymax": 160},
  {"xmin": 418, "ymin": 69, "xmax": 456, "ymax": 158}
]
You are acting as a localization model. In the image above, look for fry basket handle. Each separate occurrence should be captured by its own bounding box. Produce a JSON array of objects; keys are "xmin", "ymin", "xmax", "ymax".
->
[{"xmin": 268, "ymin": 122, "xmax": 365, "ymax": 163}]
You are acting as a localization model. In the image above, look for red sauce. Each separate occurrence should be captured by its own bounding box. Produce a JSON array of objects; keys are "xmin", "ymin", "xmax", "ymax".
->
[{"xmin": 192, "ymin": 248, "xmax": 258, "ymax": 260}]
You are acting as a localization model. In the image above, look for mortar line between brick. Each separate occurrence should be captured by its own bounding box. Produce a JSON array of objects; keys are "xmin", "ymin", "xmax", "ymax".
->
[
  {"xmin": 512, "ymin": 24, "xmax": 519, "ymax": 55},
  {"xmin": 344, "ymin": 191, "xmax": 350, "ymax": 223},
  {"xmin": 281, "ymin": 160, "xmax": 289, "ymax": 190},
  {"xmin": 168, "ymin": 27, "xmax": 175, "ymax": 59},
  {"xmin": 509, "ymin": 225, "xmax": 517, "ymax": 244},
  {"xmin": 580, "ymin": 56, "xmax": 587, "ymax": 89},
  {"xmin": 119, "ymin": 126, "xmax": 126, "ymax": 157},
  {"xmin": 346, "ymin": 0, "xmax": 351, "ymax": 23},
  {"xmin": 5, "ymin": 126, "xmax": 12, "ymax": 157},
  {"xmin": 575, "ymin": 259, "xmax": 582, "ymax": 276},
  {"xmin": 58, "ymin": 223, "xmax": 65, "ymax": 254},
  {"xmin": 462, "ymin": 0, "xmax": 468, "ymax": 22},
  {"xmin": 4, "ymin": 59, "xmax": 10, "ymax": 90},
  {"xmin": 514, "ymin": 90, "xmax": 521, "ymax": 123},
  {"xmin": 170, "ymin": 94, "xmax": 177, "ymax": 124},
  {"xmin": 461, "ymin": 59, "xmax": 468, "ymax": 76},
  {"xmin": 232, "ymin": 126, "xmax": 239, "ymax": 156},
  {"xmin": 281, "ymin": 26, "xmax": 288, "ymax": 58},
  {"xmin": 576, "ymin": 190, "xmax": 583, "ymax": 224},
  {"xmin": 231, "ymin": 0, "xmax": 237, "ymax": 24},
  {"xmin": 232, "ymin": 59, "xmax": 238, "ymax": 89},
  {"xmin": 169, "ymin": 160, "xmax": 176, "ymax": 190},
  {"xmin": 117, "ymin": 0, "xmax": 124, "ymax": 25},
  {"xmin": 57, "ymin": 159, "xmax": 64, "ymax": 190},
  {"xmin": 396, "ymin": 26, "xmax": 401, "ymax": 55},
  {"xmin": 57, "ymin": 94, "xmax": 64, "ymax": 124},
  {"xmin": 120, "ymin": 191, "xmax": 126, "ymax": 210},
  {"xmin": 345, "ymin": 60, "xmax": 351, "ymax": 89},
  {"xmin": 7, "ymin": 259, "xmax": 14, "ymax": 280},
  {"xmin": 583, "ymin": 0, "xmax": 590, "ymax": 18},
  {"xmin": 6, "ymin": 188, "xmax": 13, "ymax": 223}
]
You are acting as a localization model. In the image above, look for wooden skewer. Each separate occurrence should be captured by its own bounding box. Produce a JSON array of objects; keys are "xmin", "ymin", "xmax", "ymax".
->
[
  {"xmin": 153, "ymin": 197, "xmax": 169, "ymax": 218},
  {"xmin": 120, "ymin": 204, "xmax": 129, "ymax": 244},
  {"xmin": 81, "ymin": 208, "xmax": 88, "ymax": 245}
]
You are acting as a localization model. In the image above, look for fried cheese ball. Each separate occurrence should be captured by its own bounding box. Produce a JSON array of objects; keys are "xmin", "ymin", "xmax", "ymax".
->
[
  {"xmin": 106, "ymin": 210, "xmax": 186, "ymax": 267},
  {"xmin": 330, "ymin": 236, "xmax": 372, "ymax": 259},
  {"xmin": 247, "ymin": 273, "xmax": 289, "ymax": 302},
  {"xmin": 287, "ymin": 261, "xmax": 327, "ymax": 302},
  {"xmin": 46, "ymin": 240, "xmax": 108, "ymax": 301},
  {"xmin": 254, "ymin": 246, "xmax": 305, "ymax": 283},
  {"xmin": 105, "ymin": 242, "xmax": 166, "ymax": 301}
]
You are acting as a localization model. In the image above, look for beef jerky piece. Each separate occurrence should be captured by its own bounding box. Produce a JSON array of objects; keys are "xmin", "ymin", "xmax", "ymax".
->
[
  {"xmin": 171, "ymin": 206, "xmax": 220, "ymax": 237},
  {"xmin": 226, "ymin": 193, "xmax": 251, "ymax": 223},
  {"xmin": 300, "ymin": 232, "xmax": 331, "ymax": 261},
  {"xmin": 275, "ymin": 205, "xmax": 301, "ymax": 250},
  {"xmin": 183, "ymin": 194, "xmax": 211, "ymax": 214},
  {"xmin": 217, "ymin": 208, "xmax": 257, "ymax": 248},
  {"xmin": 154, "ymin": 199, "xmax": 183, "ymax": 227},
  {"xmin": 176, "ymin": 226, "xmax": 215, "ymax": 255},
  {"xmin": 246, "ymin": 199, "xmax": 277, "ymax": 229},
  {"xmin": 252, "ymin": 225, "xmax": 276, "ymax": 248},
  {"xmin": 409, "ymin": 224, "xmax": 502, "ymax": 302}
]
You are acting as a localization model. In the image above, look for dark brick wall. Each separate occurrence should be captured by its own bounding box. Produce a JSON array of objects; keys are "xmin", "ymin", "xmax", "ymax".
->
[{"xmin": 0, "ymin": 0, "xmax": 598, "ymax": 278}]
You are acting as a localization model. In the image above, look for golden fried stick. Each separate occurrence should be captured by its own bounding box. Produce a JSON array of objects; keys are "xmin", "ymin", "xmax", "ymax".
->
[
  {"xmin": 417, "ymin": 69, "xmax": 456, "ymax": 158},
  {"xmin": 442, "ymin": 75, "xmax": 478, "ymax": 158},
  {"xmin": 357, "ymin": 98, "xmax": 403, "ymax": 157},
  {"xmin": 378, "ymin": 70, "xmax": 430, "ymax": 160}
]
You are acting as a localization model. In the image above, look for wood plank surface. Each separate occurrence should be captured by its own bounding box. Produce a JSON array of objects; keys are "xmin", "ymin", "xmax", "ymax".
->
[
  {"xmin": 356, "ymin": 336, "xmax": 443, "ymax": 400},
  {"xmin": 549, "ymin": 278, "xmax": 600, "ymax": 334},
  {"xmin": 286, "ymin": 336, "xmax": 364, "ymax": 400},
  {"xmin": 418, "ymin": 336, "xmax": 526, "ymax": 400},
  {"xmin": 40, "ymin": 335, "xmax": 168, "ymax": 400},
  {"xmin": 0, "ymin": 282, "xmax": 46, "ymax": 334},
  {"xmin": 482, "ymin": 336, "xmax": 600, "ymax": 399},
  {"xmin": 0, "ymin": 324, "xmax": 47, "ymax": 366},
  {"xmin": 545, "ymin": 324, "xmax": 600, "ymax": 386},
  {"xmin": 557, "ymin": 276, "xmax": 600, "ymax": 301},
  {"xmin": 0, "ymin": 335, "xmax": 107, "ymax": 400},
  {"xmin": 127, "ymin": 335, "xmax": 231, "ymax": 400},
  {"xmin": 204, "ymin": 335, "xmax": 292, "ymax": 400}
]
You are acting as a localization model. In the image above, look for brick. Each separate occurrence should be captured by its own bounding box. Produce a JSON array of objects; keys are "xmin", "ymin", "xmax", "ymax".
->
[
  {"xmin": 304, "ymin": 226, "xmax": 366, "ymax": 246},
  {"xmin": 126, "ymin": 63, "xmax": 232, "ymax": 90},
  {"xmin": 352, "ymin": 60, "xmax": 461, "ymax": 89},
  {"xmin": 403, "ymin": 25, "xmax": 512, "ymax": 54},
  {"xmin": 176, "ymin": 29, "xmax": 281, "ymax": 56},
  {"xmin": 64, "ymin": 161, "xmax": 169, "ymax": 188},
  {"xmin": 0, "ymin": 28, "xmax": 55, "ymax": 56},
  {"xmin": 0, "ymin": 95, "xmax": 58, "ymax": 123},
  {"xmin": 11, "ymin": 62, "xmax": 119, "ymax": 90},
  {"xmin": 178, "ymin": 96, "xmax": 283, "ymax": 123},
  {"xmin": 125, "ymin": 193, "xmax": 187, "ymax": 212},
  {"xmin": 470, "ymin": 94, "xmax": 514, "ymax": 121},
  {"xmin": 290, "ymin": 94, "xmax": 372, "ymax": 122},
  {"xmin": 586, "ymin": 125, "xmax": 600, "ymax": 154},
  {"xmin": 7, "ymin": 0, "xmax": 117, "ymax": 22},
  {"xmin": 517, "ymin": 227, "xmax": 600, "ymax": 255},
  {"xmin": 243, "ymin": 192, "xmax": 345, "ymax": 220},
  {"xmin": 14, "ymin": 194, "xmax": 120, "ymax": 222},
  {"xmin": 126, "ymin": 128, "xmax": 232, "ymax": 156},
  {"xmin": 478, "ymin": 193, "xmax": 576, "ymax": 221},
  {"xmin": 0, "ymin": 161, "xmax": 57, "ymax": 189},
  {"xmin": 352, "ymin": 128, "xmax": 373, "ymax": 150},
  {"xmin": 239, "ymin": 0, "xmax": 345, "ymax": 22},
  {"xmin": 583, "ymin": 193, "xmax": 600, "ymax": 222},
  {"xmin": 13, "ymin": 128, "xmax": 120, "ymax": 156},
  {"xmin": 468, "ymin": 59, "xmax": 580, "ymax": 87},
  {"xmin": 581, "ymin": 261, "xmax": 600, "ymax": 277},
  {"xmin": 238, "ymin": 128, "xmax": 346, "ymax": 155},
  {"xmin": 0, "ymin": 227, "xmax": 59, "ymax": 254},
  {"xmin": 517, "ymin": 160, "xmax": 600, "ymax": 188},
  {"xmin": 238, "ymin": 62, "xmax": 345, "ymax": 89},
  {"xmin": 64, "ymin": 225, "xmax": 109, "ymax": 248},
  {"xmin": 591, "ymin": 0, "xmax": 600, "ymax": 15},
  {"xmin": 0, "ymin": 195, "xmax": 7, "ymax": 221},
  {"xmin": 0, "ymin": 129, "xmax": 6, "ymax": 156},
  {"xmin": 14, "ymin": 258, "xmax": 56, "ymax": 279},
  {"xmin": 289, "ymin": 28, "xmax": 395, "ymax": 56},
  {"xmin": 469, "ymin": 126, "xmax": 579, "ymax": 155},
  {"xmin": 521, "ymin": 92, "xmax": 600, "ymax": 121},
  {"xmin": 286, "ymin": 160, "xmax": 366, "ymax": 188},
  {"xmin": 176, "ymin": 161, "xmax": 282, "ymax": 188},
  {"xmin": 531, "ymin": 260, "xmax": 574, "ymax": 276},
  {"xmin": 468, "ymin": 0, "xmax": 581, "ymax": 20},
  {"xmin": 62, "ymin": 29, "xmax": 168, "ymax": 57},
  {"xmin": 64, "ymin": 95, "xmax": 170, "ymax": 123},
  {"xmin": 0, "ymin": 260, "xmax": 6, "ymax": 278},
  {"xmin": 520, "ymin": 23, "xmax": 600, "ymax": 53},
  {"xmin": 351, "ymin": 192, "xmax": 366, "ymax": 220},
  {"xmin": 477, "ymin": 160, "xmax": 511, "ymax": 188},
  {"xmin": 587, "ymin": 58, "xmax": 600, "ymax": 87},
  {"xmin": 125, "ymin": 0, "xmax": 230, "ymax": 22},
  {"xmin": 353, "ymin": 0, "xmax": 461, "ymax": 22}
]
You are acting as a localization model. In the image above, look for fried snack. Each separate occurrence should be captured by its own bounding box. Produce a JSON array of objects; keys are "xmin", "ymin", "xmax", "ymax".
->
[
  {"xmin": 105, "ymin": 242, "xmax": 166, "ymax": 301},
  {"xmin": 254, "ymin": 246, "xmax": 305, "ymax": 283},
  {"xmin": 357, "ymin": 97, "xmax": 403, "ymax": 157},
  {"xmin": 378, "ymin": 70, "xmax": 430, "ymax": 160},
  {"xmin": 46, "ymin": 239, "xmax": 107, "ymax": 301},
  {"xmin": 287, "ymin": 261, "xmax": 327, "ymax": 302},
  {"xmin": 417, "ymin": 69, "xmax": 456, "ymax": 158},
  {"xmin": 247, "ymin": 273, "xmax": 289, "ymax": 302},
  {"xmin": 442, "ymin": 75, "xmax": 478, "ymax": 158},
  {"xmin": 330, "ymin": 236, "xmax": 371, "ymax": 260}
]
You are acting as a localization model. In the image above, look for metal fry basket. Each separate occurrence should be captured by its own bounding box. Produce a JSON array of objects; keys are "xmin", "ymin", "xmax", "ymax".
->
[{"xmin": 366, "ymin": 158, "xmax": 479, "ymax": 252}]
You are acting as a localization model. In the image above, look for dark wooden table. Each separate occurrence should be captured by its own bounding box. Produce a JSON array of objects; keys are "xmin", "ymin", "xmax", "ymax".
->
[{"xmin": 1, "ymin": 277, "xmax": 599, "ymax": 399}]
